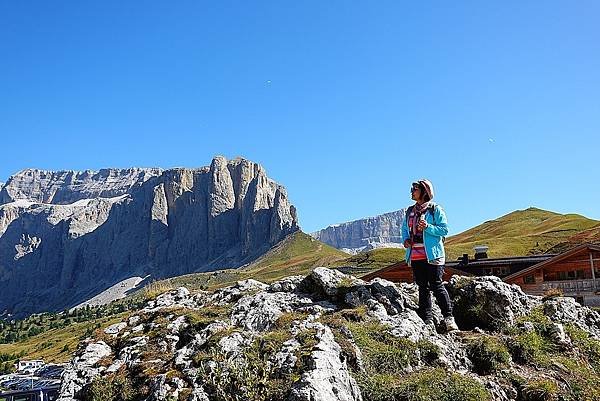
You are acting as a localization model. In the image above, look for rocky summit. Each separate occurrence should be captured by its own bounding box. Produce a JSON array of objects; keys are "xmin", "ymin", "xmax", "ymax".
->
[
  {"xmin": 57, "ymin": 268, "xmax": 600, "ymax": 401},
  {"xmin": 311, "ymin": 209, "xmax": 406, "ymax": 254},
  {"xmin": 0, "ymin": 157, "xmax": 298, "ymax": 317}
]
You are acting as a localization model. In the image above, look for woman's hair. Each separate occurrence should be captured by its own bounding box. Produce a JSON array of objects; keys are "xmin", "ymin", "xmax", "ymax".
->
[
  {"xmin": 422, "ymin": 186, "xmax": 431, "ymax": 202},
  {"xmin": 413, "ymin": 182, "xmax": 431, "ymax": 202}
]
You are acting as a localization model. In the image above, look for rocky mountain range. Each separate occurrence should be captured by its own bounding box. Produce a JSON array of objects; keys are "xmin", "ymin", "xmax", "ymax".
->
[
  {"xmin": 311, "ymin": 209, "xmax": 406, "ymax": 254},
  {"xmin": 0, "ymin": 156, "xmax": 298, "ymax": 317}
]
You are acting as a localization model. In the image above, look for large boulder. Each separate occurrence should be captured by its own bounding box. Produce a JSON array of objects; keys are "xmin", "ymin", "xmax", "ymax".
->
[{"xmin": 447, "ymin": 276, "xmax": 540, "ymax": 331}]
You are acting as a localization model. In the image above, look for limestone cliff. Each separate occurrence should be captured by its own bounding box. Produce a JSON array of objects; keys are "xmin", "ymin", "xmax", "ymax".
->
[
  {"xmin": 311, "ymin": 209, "xmax": 406, "ymax": 254},
  {"xmin": 0, "ymin": 156, "xmax": 298, "ymax": 317}
]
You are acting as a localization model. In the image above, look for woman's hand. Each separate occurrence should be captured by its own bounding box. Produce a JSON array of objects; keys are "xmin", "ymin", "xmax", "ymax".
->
[
  {"xmin": 403, "ymin": 239, "xmax": 412, "ymax": 248},
  {"xmin": 417, "ymin": 220, "xmax": 428, "ymax": 231}
]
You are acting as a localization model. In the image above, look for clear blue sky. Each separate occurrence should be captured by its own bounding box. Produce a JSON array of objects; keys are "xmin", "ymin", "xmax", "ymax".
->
[{"xmin": 1, "ymin": 1, "xmax": 599, "ymax": 235}]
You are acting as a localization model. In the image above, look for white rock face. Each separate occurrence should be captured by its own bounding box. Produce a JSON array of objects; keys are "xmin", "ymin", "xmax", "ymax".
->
[
  {"xmin": 311, "ymin": 209, "xmax": 406, "ymax": 254},
  {"xmin": 0, "ymin": 167, "xmax": 162, "ymax": 204},
  {"xmin": 0, "ymin": 156, "xmax": 299, "ymax": 317}
]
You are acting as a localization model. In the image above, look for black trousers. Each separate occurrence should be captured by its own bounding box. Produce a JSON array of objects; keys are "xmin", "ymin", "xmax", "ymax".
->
[{"xmin": 411, "ymin": 259, "xmax": 453, "ymax": 320}]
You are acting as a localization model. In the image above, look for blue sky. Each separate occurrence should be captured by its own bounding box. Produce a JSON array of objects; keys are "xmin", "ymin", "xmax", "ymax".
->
[{"xmin": 1, "ymin": 1, "xmax": 598, "ymax": 235}]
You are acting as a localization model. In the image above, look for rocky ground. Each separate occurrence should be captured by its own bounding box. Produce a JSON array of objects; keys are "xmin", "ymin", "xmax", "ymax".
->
[{"xmin": 57, "ymin": 268, "xmax": 600, "ymax": 401}]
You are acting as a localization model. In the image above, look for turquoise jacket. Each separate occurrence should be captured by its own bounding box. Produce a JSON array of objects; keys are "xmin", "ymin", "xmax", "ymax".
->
[{"xmin": 401, "ymin": 201, "xmax": 449, "ymax": 264}]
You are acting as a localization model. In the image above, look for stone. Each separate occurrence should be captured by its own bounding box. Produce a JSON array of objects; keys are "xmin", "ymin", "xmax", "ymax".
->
[
  {"xmin": 104, "ymin": 322, "xmax": 127, "ymax": 336},
  {"xmin": 447, "ymin": 276, "xmax": 540, "ymax": 331},
  {"xmin": 288, "ymin": 322, "xmax": 362, "ymax": 401}
]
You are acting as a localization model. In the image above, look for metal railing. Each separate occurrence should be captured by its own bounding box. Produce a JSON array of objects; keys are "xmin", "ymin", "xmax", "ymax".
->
[{"xmin": 542, "ymin": 279, "xmax": 600, "ymax": 293}]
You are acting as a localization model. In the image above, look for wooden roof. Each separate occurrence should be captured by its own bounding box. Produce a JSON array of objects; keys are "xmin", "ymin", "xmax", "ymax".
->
[
  {"xmin": 361, "ymin": 261, "xmax": 473, "ymax": 282},
  {"xmin": 503, "ymin": 243, "xmax": 600, "ymax": 282}
]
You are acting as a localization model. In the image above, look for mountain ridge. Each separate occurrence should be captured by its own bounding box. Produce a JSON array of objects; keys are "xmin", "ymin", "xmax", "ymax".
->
[{"xmin": 0, "ymin": 156, "xmax": 298, "ymax": 317}]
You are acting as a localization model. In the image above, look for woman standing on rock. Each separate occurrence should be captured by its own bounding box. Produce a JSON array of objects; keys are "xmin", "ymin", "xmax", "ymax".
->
[{"xmin": 402, "ymin": 179, "xmax": 459, "ymax": 332}]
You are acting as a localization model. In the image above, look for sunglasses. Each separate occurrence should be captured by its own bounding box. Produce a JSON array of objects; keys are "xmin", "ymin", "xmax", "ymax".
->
[{"xmin": 410, "ymin": 187, "xmax": 420, "ymax": 192}]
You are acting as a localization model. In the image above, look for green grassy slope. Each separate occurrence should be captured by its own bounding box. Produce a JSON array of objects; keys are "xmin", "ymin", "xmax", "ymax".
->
[
  {"xmin": 127, "ymin": 231, "xmax": 350, "ymax": 296},
  {"xmin": 444, "ymin": 207, "xmax": 600, "ymax": 259}
]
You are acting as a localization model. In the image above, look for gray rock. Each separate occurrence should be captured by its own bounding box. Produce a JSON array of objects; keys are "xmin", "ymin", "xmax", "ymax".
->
[
  {"xmin": 0, "ymin": 156, "xmax": 299, "ymax": 317},
  {"xmin": 543, "ymin": 297, "xmax": 600, "ymax": 338},
  {"xmin": 104, "ymin": 322, "xmax": 127, "ymax": 336},
  {"xmin": 231, "ymin": 291, "xmax": 313, "ymax": 332},
  {"xmin": 303, "ymin": 267, "xmax": 365, "ymax": 298},
  {"xmin": 268, "ymin": 275, "xmax": 305, "ymax": 293},
  {"xmin": 447, "ymin": 276, "xmax": 540, "ymax": 331},
  {"xmin": 288, "ymin": 322, "xmax": 362, "ymax": 401},
  {"xmin": 210, "ymin": 279, "xmax": 269, "ymax": 305},
  {"xmin": 0, "ymin": 167, "xmax": 161, "ymax": 205}
]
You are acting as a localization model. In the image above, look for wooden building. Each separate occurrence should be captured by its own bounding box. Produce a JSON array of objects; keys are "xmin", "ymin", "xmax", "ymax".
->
[
  {"xmin": 503, "ymin": 244, "xmax": 600, "ymax": 305},
  {"xmin": 360, "ymin": 244, "xmax": 600, "ymax": 306}
]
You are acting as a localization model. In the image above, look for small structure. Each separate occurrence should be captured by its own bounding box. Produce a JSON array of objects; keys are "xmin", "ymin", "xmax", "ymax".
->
[{"xmin": 16, "ymin": 360, "xmax": 44, "ymax": 374}]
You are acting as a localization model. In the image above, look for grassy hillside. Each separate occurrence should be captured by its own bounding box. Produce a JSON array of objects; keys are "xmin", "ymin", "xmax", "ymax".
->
[
  {"xmin": 0, "ymin": 313, "xmax": 129, "ymax": 366},
  {"xmin": 444, "ymin": 207, "xmax": 600, "ymax": 259},
  {"xmin": 127, "ymin": 231, "xmax": 350, "ymax": 297},
  {"xmin": 330, "ymin": 248, "xmax": 405, "ymax": 269}
]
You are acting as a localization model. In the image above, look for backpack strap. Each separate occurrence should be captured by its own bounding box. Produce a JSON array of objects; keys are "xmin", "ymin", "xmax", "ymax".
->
[{"xmin": 428, "ymin": 204, "xmax": 436, "ymax": 225}]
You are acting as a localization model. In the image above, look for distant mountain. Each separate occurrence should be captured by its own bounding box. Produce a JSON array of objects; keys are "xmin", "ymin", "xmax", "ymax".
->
[
  {"xmin": 0, "ymin": 156, "xmax": 298, "ymax": 317},
  {"xmin": 311, "ymin": 209, "xmax": 406, "ymax": 254}
]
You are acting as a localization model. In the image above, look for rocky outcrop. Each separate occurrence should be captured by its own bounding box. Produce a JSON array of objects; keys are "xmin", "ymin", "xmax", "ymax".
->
[
  {"xmin": 311, "ymin": 209, "xmax": 405, "ymax": 254},
  {"xmin": 0, "ymin": 157, "xmax": 298, "ymax": 317},
  {"xmin": 57, "ymin": 269, "xmax": 600, "ymax": 401}
]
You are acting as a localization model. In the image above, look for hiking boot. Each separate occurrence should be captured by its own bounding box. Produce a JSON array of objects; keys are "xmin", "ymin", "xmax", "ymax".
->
[
  {"xmin": 423, "ymin": 318, "xmax": 436, "ymax": 332},
  {"xmin": 444, "ymin": 316, "xmax": 459, "ymax": 332}
]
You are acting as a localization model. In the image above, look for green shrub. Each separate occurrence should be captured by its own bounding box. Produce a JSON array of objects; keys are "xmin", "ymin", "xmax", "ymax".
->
[
  {"xmin": 197, "ymin": 329, "xmax": 300, "ymax": 401},
  {"xmin": 466, "ymin": 335, "xmax": 511, "ymax": 375}
]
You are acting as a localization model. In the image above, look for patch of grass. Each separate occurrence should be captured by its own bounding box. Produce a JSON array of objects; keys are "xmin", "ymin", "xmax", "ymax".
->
[
  {"xmin": 541, "ymin": 287, "xmax": 564, "ymax": 301},
  {"xmin": 507, "ymin": 331, "xmax": 554, "ymax": 367},
  {"xmin": 465, "ymin": 334, "xmax": 511, "ymax": 375},
  {"xmin": 0, "ymin": 312, "xmax": 129, "ymax": 364},
  {"xmin": 273, "ymin": 311, "xmax": 310, "ymax": 330},
  {"xmin": 196, "ymin": 325, "xmax": 313, "ymax": 401},
  {"xmin": 85, "ymin": 372, "xmax": 136, "ymax": 401},
  {"xmin": 506, "ymin": 307, "xmax": 556, "ymax": 367},
  {"xmin": 143, "ymin": 281, "xmax": 176, "ymax": 300},
  {"xmin": 564, "ymin": 324, "xmax": 600, "ymax": 371},
  {"xmin": 357, "ymin": 368, "xmax": 491, "ymax": 401},
  {"xmin": 346, "ymin": 321, "xmax": 436, "ymax": 374},
  {"xmin": 554, "ymin": 356, "xmax": 600, "ymax": 401},
  {"xmin": 520, "ymin": 378, "xmax": 560, "ymax": 401}
]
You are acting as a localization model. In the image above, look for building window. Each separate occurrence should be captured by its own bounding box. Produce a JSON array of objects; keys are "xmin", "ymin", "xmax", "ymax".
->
[{"xmin": 524, "ymin": 274, "xmax": 535, "ymax": 284}]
